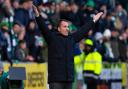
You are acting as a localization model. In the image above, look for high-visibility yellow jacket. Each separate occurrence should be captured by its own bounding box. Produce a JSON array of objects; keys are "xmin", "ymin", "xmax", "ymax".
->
[
  {"xmin": 83, "ymin": 51, "xmax": 102, "ymax": 79},
  {"xmin": 74, "ymin": 54, "xmax": 84, "ymax": 73}
]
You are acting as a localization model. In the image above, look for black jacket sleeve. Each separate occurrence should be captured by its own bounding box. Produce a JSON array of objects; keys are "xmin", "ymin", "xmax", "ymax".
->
[
  {"xmin": 35, "ymin": 15, "xmax": 52, "ymax": 44},
  {"xmin": 72, "ymin": 18, "xmax": 94, "ymax": 43}
]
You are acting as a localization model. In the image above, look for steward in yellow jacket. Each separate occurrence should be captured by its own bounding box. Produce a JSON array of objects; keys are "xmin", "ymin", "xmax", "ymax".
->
[
  {"xmin": 83, "ymin": 39, "xmax": 102, "ymax": 89},
  {"xmin": 74, "ymin": 44, "xmax": 84, "ymax": 89}
]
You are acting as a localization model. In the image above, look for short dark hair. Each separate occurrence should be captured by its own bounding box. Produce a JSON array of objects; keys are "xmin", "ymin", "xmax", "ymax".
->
[
  {"xmin": 19, "ymin": 0, "xmax": 32, "ymax": 4},
  {"xmin": 57, "ymin": 19, "xmax": 70, "ymax": 28},
  {"xmin": 18, "ymin": 40, "xmax": 26, "ymax": 45},
  {"xmin": 13, "ymin": 21, "xmax": 21, "ymax": 27}
]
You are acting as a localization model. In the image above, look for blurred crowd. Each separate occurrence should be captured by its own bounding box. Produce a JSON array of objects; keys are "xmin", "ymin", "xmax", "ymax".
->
[{"xmin": 0, "ymin": 0, "xmax": 127, "ymax": 64}]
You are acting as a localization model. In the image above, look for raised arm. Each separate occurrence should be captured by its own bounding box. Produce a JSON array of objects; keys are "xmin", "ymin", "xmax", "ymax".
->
[
  {"xmin": 72, "ymin": 12, "xmax": 103, "ymax": 43},
  {"xmin": 33, "ymin": 5, "xmax": 52, "ymax": 44}
]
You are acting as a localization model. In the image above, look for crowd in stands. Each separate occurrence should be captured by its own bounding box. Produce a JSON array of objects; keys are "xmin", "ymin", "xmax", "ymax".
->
[{"xmin": 0, "ymin": 0, "xmax": 127, "ymax": 65}]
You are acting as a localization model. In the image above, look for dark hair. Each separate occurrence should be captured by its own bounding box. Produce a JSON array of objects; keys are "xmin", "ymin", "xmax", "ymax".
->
[
  {"xmin": 18, "ymin": 40, "xmax": 26, "ymax": 44},
  {"xmin": 33, "ymin": 0, "xmax": 43, "ymax": 6},
  {"xmin": 57, "ymin": 19, "xmax": 70, "ymax": 28},
  {"xmin": 19, "ymin": 0, "xmax": 32, "ymax": 4},
  {"xmin": 13, "ymin": 21, "xmax": 21, "ymax": 27},
  {"xmin": 26, "ymin": 19, "xmax": 36, "ymax": 30}
]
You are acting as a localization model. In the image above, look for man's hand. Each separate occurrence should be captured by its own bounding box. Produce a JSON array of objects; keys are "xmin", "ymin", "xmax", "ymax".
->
[
  {"xmin": 93, "ymin": 12, "xmax": 103, "ymax": 23},
  {"xmin": 32, "ymin": 5, "xmax": 40, "ymax": 17}
]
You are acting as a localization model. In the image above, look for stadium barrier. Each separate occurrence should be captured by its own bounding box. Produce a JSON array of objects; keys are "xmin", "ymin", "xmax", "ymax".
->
[
  {"xmin": 2, "ymin": 62, "xmax": 128, "ymax": 89},
  {"xmin": 3, "ymin": 62, "xmax": 47, "ymax": 89}
]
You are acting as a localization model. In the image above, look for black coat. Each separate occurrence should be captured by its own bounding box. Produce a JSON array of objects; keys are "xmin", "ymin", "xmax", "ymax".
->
[{"xmin": 36, "ymin": 16, "xmax": 94, "ymax": 83}]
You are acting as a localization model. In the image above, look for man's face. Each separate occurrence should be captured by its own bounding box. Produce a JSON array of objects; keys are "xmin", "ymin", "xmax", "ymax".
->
[
  {"xmin": 85, "ymin": 45, "xmax": 92, "ymax": 52},
  {"xmin": 58, "ymin": 21, "xmax": 69, "ymax": 36},
  {"xmin": 27, "ymin": 1, "xmax": 33, "ymax": 9},
  {"xmin": 20, "ymin": 42, "xmax": 27, "ymax": 49},
  {"xmin": 13, "ymin": 24, "xmax": 21, "ymax": 34},
  {"xmin": 23, "ymin": 1, "xmax": 33, "ymax": 10}
]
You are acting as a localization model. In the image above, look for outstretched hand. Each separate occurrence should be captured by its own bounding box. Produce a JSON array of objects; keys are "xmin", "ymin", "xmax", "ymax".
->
[
  {"xmin": 32, "ymin": 5, "xmax": 40, "ymax": 17},
  {"xmin": 93, "ymin": 12, "xmax": 103, "ymax": 23}
]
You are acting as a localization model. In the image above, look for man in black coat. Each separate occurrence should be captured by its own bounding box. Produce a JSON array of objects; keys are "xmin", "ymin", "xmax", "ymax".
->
[{"xmin": 33, "ymin": 5, "xmax": 103, "ymax": 89}]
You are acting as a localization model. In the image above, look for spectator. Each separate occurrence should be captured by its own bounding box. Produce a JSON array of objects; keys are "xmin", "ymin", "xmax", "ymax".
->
[
  {"xmin": 102, "ymin": 12, "xmax": 115, "ymax": 32},
  {"xmin": 0, "ymin": 21, "xmax": 12, "ymax": 63},
  {"xmin": 15, "ymin": 40, "xmax": 34, "ymax": 62},
  {"xmin": 102, "ymin": 29, "xmax": 114, "ymax": 61},
  {"xmin": 14, "ymin": 0, "xmax": 33, "ymax": 26},
  {"xmin": 73, "ymin": 43, "xmax": 84, "ymax": 89},
  {"xmin": 33, "ymin": 5, "xmax": 103, "ymax": 89},
  {"xmin": 18, "ymin": 26, "xmax": 26, "ymax": 41},
  {"xmin": 118, "ymin": 31, "xmax": 128, "ymax": 61},
  {"xmin": 110, "ymin": 30, "xmax": 120, "ymax": 60},
  {"xmin": 83, "ymin": 39, "xmax": 102, "ymax": 89},
  {"xmin": 50, "ymin": 3, "xmax": 61, "ymax": 28},
  {"xmin": 25, "ymin": 19, "xmax": 44, "ymax": 62},
  {"xmin": 0, "ymin": 0, "xmax": 14, "ymax": 22},
  {"xmin": 79, "ymin": 0, "xmax": 97, "ymax": 26},
  {"xmin": 115, "ymin": 4, "xmax": 127, "ymax": 31},
  {"xmin": 96, "ymin": 4, "xmax": 108, "ymax": 33},
  {"xmin": 11, "ymin": 0, "xmax": 20, "ymax": 10},
  {"xmin": 65, "ymin": 3, "xmax": 81, "ymax": 28},
  {"xmin": 94, "ymin": 32, "xmax": 105, "ymax": 55},
  {"xmin": 11, "ymin": 21, "xmax": 23, "ymax": 59}
]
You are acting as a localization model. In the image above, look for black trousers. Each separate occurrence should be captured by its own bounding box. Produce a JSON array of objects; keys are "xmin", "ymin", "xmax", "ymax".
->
[
  {"xmin": 49, "ymin": 82, "xmax": 72, "ymax": 89},
  {"xmin": 84, "ymin": 77, "xmax": 98, "ymax": 89}
]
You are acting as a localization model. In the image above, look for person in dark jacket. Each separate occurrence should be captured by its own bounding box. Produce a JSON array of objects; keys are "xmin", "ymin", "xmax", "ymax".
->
[
  {"xmin": 14, "ymin": 0, "xmax": 33, "ymax": 26},
  {"xmin": 33, "ymin": 5, "xmax": 103, "ymax": 89}
]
